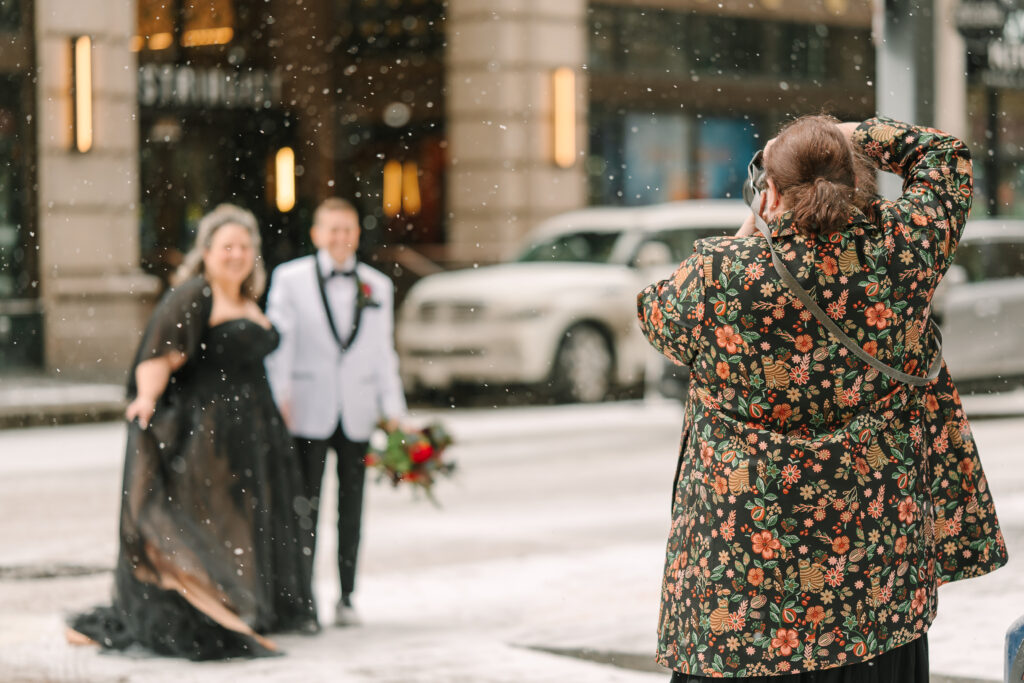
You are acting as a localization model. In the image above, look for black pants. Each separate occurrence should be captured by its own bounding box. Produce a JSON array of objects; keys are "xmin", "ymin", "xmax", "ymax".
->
[
  {"xmin": 669, "ymin": 635, "xmax": 928, "ymax": 683},
  {"xmin": 294, "ymin": 422, "xmax": 368, "ymax": 598}
]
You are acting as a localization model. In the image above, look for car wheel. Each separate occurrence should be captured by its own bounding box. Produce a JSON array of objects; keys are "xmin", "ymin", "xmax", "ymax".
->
[{"xmin": 550, "ymin": 324, "xmax": 614, "ymax": 403}]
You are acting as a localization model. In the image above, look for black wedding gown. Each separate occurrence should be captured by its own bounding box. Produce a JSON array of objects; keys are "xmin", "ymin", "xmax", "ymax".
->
[{"xmin": 70, "ymin": 277, "xmax": 317, "ymax": 659}]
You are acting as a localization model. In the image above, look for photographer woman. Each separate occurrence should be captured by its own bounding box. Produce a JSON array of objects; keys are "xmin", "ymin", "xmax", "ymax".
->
[{"xmin": 638, "ymin": 116, "xmax": 1007, "ymax": 680}]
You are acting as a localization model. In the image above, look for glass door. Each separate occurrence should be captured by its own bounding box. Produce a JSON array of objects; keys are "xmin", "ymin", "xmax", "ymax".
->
[{"xmin": 0, "ymin": 74, "xmax": 41, "ymax": 370}]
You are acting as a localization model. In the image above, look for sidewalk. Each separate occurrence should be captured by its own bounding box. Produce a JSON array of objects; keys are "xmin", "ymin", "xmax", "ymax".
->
[
  {"xmin": 2, "ymin": 372, "xmax": 1024, "ymax": 431},
  {"xmin": 0, "ymin": 374, "xmax": 125, "ymax": 429}
]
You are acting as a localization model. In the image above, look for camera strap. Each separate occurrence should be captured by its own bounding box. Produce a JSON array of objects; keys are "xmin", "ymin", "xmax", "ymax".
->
[{"xmin": 748, "ymin": 194, "xmax": 942, "ymax": 387}]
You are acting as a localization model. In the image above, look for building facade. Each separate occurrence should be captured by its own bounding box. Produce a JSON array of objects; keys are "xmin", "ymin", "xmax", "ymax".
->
[
  {"xmin": 0, "ymin": 0, "xmax": 1013, "ymax": 381},
  {"xmin": 5, "ymin": 0, "xmax": 159, "ymax": 380}
]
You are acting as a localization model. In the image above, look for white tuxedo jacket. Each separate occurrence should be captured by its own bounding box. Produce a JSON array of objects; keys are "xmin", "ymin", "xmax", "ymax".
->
[{"xmin": 264, "ymin": 254, "xmax": 407, "ymax": 441}]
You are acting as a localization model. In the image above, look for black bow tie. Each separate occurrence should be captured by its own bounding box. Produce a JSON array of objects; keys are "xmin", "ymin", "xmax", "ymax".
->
[{"xmin": 326, "ymin": 268, "xmax": 356, "ymax": 279}]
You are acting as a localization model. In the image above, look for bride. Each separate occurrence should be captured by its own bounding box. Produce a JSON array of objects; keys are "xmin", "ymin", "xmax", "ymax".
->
[{"xmin": 68, "ymin": 204, "xmax": 318, "ymax": 659}]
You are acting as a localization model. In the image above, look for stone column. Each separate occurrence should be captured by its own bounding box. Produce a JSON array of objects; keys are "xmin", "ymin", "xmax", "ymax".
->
[
  {"xmin": 933, "ymin": 0, "xmax": 968, "ymax": 138},
  {"xmin": 35, "ymin": 0, "xmax": 159, "ymax": 380},
  {"xmin": 446, "ymin": 0, "xmax": 587, "ymax": 264}
]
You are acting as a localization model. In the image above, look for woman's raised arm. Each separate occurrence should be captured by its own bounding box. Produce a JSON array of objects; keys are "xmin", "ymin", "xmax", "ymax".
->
[{"xmin": 125, "ymin": 351, "xmax": 187, "ymax": 428}]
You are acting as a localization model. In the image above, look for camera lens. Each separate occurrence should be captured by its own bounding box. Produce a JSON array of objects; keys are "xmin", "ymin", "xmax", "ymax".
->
[{"xmin": 743, "ymin": 149, "xmax": 766, "ymax": 206}]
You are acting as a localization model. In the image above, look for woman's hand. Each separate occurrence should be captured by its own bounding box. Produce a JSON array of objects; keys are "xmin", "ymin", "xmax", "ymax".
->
[
  {"xmin": 835, "ymin": 121, "xmax": 860, "ymax": 144},
  {"xmin": 128, "ymin": 353, "xmax": 184, "ymax": 429},
  {"xmin": 735, "ymin": 211, "xmax": 757, "ymax": 238},
  {"xmin": 278, "ymin": 400, "xmax": 293, "ymax": 430},
  {"xmin": 126, "ymin": 395, "xmax": 157, "ymax": 429}
]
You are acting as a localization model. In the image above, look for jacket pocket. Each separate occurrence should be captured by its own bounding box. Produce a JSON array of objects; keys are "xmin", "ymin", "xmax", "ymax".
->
[{"xmin": 671, "ymin": 426, "xmax": 690, "ymax": 513}]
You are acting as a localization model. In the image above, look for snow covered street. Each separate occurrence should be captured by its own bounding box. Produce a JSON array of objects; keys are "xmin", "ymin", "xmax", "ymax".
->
[{"xmin": 0, "ymin": 398, "xmax": 1019, "ymax": 681}]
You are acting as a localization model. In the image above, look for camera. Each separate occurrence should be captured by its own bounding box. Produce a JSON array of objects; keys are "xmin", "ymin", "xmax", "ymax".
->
[{"xmin": 742, "ymin": 149, "xmax": 766, "ymax": 207}]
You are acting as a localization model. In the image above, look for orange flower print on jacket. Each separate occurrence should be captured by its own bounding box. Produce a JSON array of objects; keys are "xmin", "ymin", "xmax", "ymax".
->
[
  {"xmin": 637, "ymin": 117, "xmax": 1007, "ymax": 676},
  {"xmin": 752, "ymin": 530, "xmax": 782, "ymax": 560},
  {"xmin": 771, "ymin": 629, "xmax": 799, "ymax": 657},
  {"xmin": 865, "ymin": 302, "xmax": 894, "ymax": 329},
  {"xmin": 715, "ymin": 325, "xmax": 744, "ymax": 353}
]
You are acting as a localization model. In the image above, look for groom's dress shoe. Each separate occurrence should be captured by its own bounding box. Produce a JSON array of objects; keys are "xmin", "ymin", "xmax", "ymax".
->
[{"xmin": 334, "ymin": 596, "xmax": 361, "ymax": 627}]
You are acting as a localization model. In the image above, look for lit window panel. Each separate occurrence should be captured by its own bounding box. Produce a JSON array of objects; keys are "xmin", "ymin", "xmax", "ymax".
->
[
  {"xmin": 137, "ymin": 0, "xmax": 174, "ymax": 51},
  {"xmin": 183, "ymin": 0, "xmax": 235, "ymax": 47}
]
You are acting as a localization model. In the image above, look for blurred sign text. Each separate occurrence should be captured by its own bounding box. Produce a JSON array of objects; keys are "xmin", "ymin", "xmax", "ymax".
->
[{"xmin": 138, "ymin": 64, "xmax": 282, "ymax": 110}]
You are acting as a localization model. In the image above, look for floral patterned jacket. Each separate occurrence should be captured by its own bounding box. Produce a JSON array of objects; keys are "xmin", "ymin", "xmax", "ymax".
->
[{"xmin": 637, "ymin": 117, "xmax": 1007, "ymax": 676}]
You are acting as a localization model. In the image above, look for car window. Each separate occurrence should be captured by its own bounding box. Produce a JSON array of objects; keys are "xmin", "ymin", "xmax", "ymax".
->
[
  {"xmin": 954, "ymin": 243, "xmax": 986, "ymax": 283},
  {"xmin": 987, "ymin": 241, "xmax": 1024, "ymax": 280},
  {"xmin": 954, "ymin": 240, "xmax": 1024, "ymax": 282},
  {"xmin": 648, "ymin": 227, "xmax": 732, "ymax": 262},
  {"xmin": 517, "ymin": 231, "xmax": 621, "ymax": 263}
]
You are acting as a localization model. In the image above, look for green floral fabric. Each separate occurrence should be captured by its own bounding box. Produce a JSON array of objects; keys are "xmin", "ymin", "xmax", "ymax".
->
[{"xmin": 638, "ymin": 117, "xmax": 1007, "ymax": 676}]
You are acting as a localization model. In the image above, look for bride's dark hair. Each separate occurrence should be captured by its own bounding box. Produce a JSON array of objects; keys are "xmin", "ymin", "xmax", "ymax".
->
[{"xmin": 764, "ymin": 114, "xmax": 877, "ymax": 237}]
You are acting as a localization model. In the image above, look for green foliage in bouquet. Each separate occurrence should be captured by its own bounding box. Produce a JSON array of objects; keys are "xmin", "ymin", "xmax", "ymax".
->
[{"xmin": 365, "ymin": 421, "xmax": 455, "ymax": 505}]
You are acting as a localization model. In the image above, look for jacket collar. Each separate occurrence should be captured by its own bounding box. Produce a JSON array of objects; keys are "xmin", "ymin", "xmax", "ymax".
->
[
  {"xmin": 768, "ymin": 206, "xmax": 872, "ymax": 240},
  {"xmin": 316, "ymin": 249, "xmax": 357, "ymax": 275}
]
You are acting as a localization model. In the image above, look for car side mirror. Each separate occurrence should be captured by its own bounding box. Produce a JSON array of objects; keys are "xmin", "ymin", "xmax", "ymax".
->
[{"xmin": 633, "ymin": 242, "xmax": 673, "ymax": 269}]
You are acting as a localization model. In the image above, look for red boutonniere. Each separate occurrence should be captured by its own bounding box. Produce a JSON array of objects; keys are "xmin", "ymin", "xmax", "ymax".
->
[{"xmin": 355, "ymin": 276, "xmax": 380, "ymax": 310}]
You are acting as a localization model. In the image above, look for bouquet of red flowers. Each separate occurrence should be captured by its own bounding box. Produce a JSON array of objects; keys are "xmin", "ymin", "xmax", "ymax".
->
[{"xmin": 365, "ymin": 421, "xmax": 455, "ymax": 505}]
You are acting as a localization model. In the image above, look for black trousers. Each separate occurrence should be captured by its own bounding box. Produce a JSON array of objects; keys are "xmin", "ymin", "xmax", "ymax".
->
[
  {"xmin": 669, "ymin": 635, "xmax": 928, "ymax": 683},
  {"xmin": 294, "ymin": 422, "xmax": 368, "ymax": 598}
]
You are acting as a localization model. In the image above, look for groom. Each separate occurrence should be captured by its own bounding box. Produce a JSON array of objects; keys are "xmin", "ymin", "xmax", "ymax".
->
[{"xmin": 265, "ymin": 197, "xmax": 407, "ymax": 626}]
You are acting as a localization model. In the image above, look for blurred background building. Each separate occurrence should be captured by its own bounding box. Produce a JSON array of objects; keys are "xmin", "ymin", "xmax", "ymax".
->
[{"xmin": 0, "ymin": 0, "xmax": 1017, "ymax": 380}]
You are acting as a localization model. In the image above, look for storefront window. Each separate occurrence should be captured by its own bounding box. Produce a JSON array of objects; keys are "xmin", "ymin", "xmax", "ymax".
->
[
  {"xmin": 587, "ymin": 5, "xmax": 872, "ymax": 207},
  {"xmin": 621, "ymin": 112, "xmax": 691, "ymax": 206},
  {"xmin": 135, "ymin": 0, "xmax": 256, "ymax": 57},
  {"xmin": 695, "ymin": 117, "xmax": 758, "ymax": 200},
  {"xmin": 966, "ymin": 86, "xmax": 1024, "ymax": 217},
  {"xmin": 588, "ymin": 5, "xmax": 862, "ymax": 81},
  {"xmin": 0, "ymin": 93, "xmax": 22, "ymax": 299},
  {"xmin": 0, "ymin": 0, "xmax": 19, "ymax": 31},
  {"xmin": 0, "ymin": 78, "xmax": 32, "ymax": 299},
  {"xmin": 687, "ymin": 15, "xmax": 763, "ymax": 78},
  {"xmin": 620, "ymin": 10, "xmax": 684, "ymax": 77},
  {"xmin": 136, "ymin": 0, "xmax": 298, "ymax": 284},
  {"xmin": 182, "ymin": 0, "xmax": 234, "ymax": 46},
  {"xmin": 344, "ymin": 0, "xmax": 445, "ymax": 56},
  {"xmin": 0, "ymin": 74, "xmax": 41, "ymax": 369},
  {"xmin": 139, "ymin": 107, "xmax": 294, "ymax": 281},
  {"xmin": 137, "ymin": 0, "xmax": 174, "ymax": 51},
  {"xmin": 332, "ymin": 0, "xmax": 447, "ymax": 260},
  {"xmin": 590, "ymin": 108, "xmax": 757, "ymax": 206}
]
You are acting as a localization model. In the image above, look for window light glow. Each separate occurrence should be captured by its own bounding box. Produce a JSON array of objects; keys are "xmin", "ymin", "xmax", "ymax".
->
[
  {"xmin": 402, "ymin": 161, "xmax": 421, "ymax": 216},
  {"xmin": 275, "ymin": 147, "xmax": 295, "ymax": 212},
  {"xmin": 181, "ymin": 27, "xmax": 234, "ymax": 47},
  {"xmin": 383, "ymin": 160, "xmax": 402, "ymax": 217},
  {"xmin": 72, "ymin": 36, "xmax": 93, "ymax": 153},
  {"xmin": 552, "ymin": 67, "xmax": 576, "ymax": 168}
]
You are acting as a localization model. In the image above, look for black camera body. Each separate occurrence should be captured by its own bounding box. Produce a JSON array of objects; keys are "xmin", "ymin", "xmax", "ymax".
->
[{"xmin": 743, "ymin": 149, "xmax": 767, "ymax": 207}]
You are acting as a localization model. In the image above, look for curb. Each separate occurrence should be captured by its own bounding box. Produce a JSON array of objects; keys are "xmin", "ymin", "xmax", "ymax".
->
[{"xmin": 0, "ymin": 401, "xmax": 126, "ymax": 430}]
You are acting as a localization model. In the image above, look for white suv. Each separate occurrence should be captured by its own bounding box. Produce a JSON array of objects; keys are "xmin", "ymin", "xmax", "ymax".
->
[
  {"xmin": 934, "ymin": 219, "xmax": 1024, "ymax": 387},
  {"xmin": 396, "ymin": 200, "xmax": 749, "ymax": 402}
]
